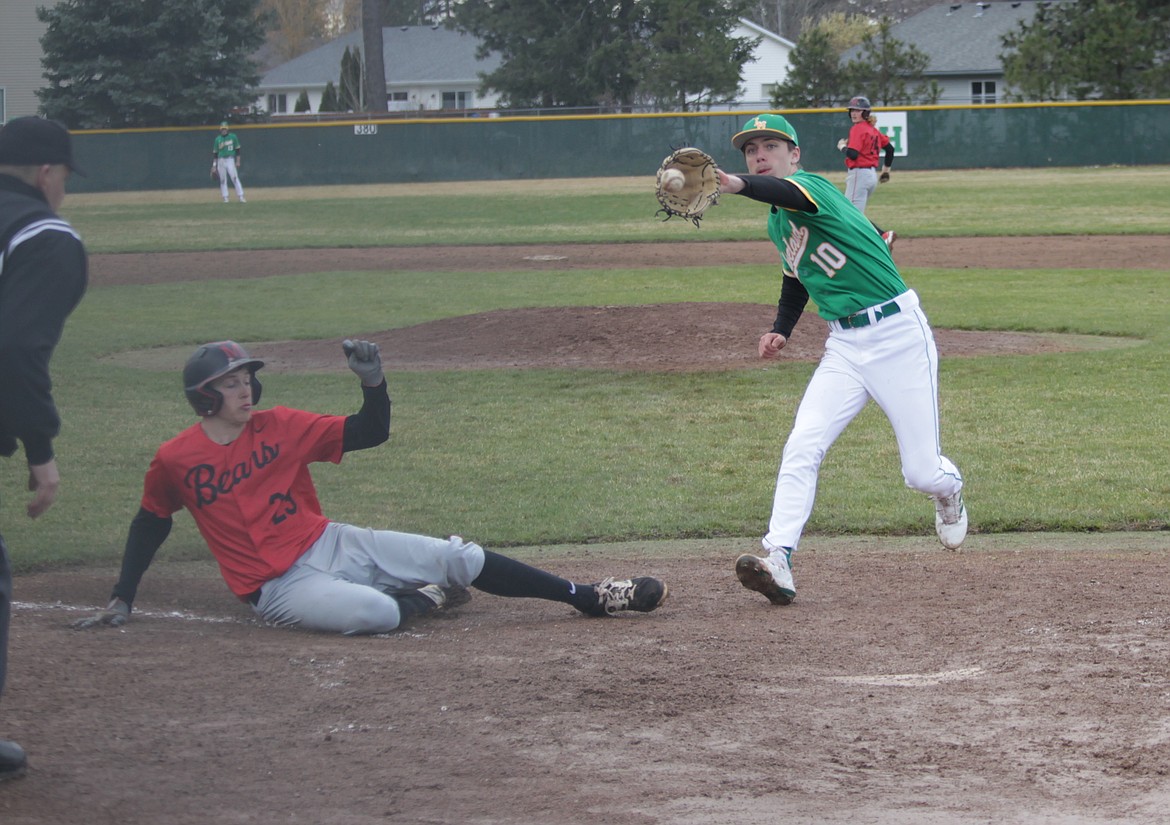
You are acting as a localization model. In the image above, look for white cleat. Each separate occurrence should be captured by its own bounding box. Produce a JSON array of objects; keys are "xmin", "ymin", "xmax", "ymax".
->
[
  {"xmin": 934, "ymin": 492, "xmax": 968, "ymax": 550},
  {"xmin": 735, "ymin": 550, "xmax": 795, "ymax": 605}
]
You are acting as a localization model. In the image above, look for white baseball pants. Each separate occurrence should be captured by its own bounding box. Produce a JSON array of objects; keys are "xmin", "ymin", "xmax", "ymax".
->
[
  {"xmin": 252, "ymin": 523, "xmax": 485, "ymax": 634},
  {"xmin": 216, "ymin": 157, "xmax": 245, "ymax": 202},
  {"xmin": 763, "ymin": 289, "xmax": 963, "ymax": 552},
  {"xmin": 844, "ymin": 167, "xmax": 878, "ymax": 213}
]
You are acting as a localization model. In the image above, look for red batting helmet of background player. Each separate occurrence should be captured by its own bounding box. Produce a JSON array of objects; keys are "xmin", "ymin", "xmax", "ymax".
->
[{"xmin": 183, "ymin": 341, "xmax": 265, "ymax": 416}]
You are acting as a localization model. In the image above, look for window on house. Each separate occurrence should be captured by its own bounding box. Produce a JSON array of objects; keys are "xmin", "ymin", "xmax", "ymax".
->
[
  {"xmin": 971, "ymin": 81, "xmax": 996, "ymax": 104},
  {"xmin": 441, "ymin": 91, "xmax": 471, "ymax": 109},
  {"xmin": 268, "ymin": 93, "xmax": 288, "ymax": 114}
]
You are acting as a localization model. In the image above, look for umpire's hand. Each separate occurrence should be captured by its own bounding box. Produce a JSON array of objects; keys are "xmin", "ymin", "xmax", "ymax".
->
[
  {"xmin": 72, "ymin": 598, "xmax": 130, "ymax": 630},
  {"xmin": 343, "ymin": 339, "xmax": 384, "ymax": 386}
]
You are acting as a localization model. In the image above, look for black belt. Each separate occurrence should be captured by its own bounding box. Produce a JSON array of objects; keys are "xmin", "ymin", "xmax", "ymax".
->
[
  {"xmin": 245, "ymin": 588, "xmax": 261, "ymax": 605},
  {"xmin": 836, "ymin": 299, "xmax": 901, "ymax": 329}
]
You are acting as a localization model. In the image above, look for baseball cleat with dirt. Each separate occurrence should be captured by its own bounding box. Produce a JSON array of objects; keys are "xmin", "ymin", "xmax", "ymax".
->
[
  {"xmin": 582, "ymin": 577, "xmax": 669, "ymax": 616},
  {"xmin": 736, "ymin": 552, "xmax": 795, "ymax": 605},
  {"xmin": 934, "ymin": 492, "xmax": 968, "ymax": 550}
]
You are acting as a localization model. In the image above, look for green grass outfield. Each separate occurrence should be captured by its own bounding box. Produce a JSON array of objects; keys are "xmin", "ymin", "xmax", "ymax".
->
[{"xmin": 3, "ymin": 167, "xmax": 1168, "ymax": 572}]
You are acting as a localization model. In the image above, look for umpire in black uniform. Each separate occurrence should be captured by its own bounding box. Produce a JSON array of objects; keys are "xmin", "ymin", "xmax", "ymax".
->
[{"xmin": 0, "ymin": 117, "xmax": 88, "ymax": 782}]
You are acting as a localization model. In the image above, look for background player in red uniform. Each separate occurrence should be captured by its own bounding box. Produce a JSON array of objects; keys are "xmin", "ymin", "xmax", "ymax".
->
[
  {"xmin": 837, "ymin": 95, "xmax": 893, "ymax": 213},
  {"xmin": 73, "ymin": 340, "xmax": 667, "ymax": 634},
  {"xmin": 836, "ymin": 95, "xmax": 896, "ymax": 247}
]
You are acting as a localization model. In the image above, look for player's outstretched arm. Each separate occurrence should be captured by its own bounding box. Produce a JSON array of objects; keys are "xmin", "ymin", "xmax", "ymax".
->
[
  {"xmin": 71, "ymin": 507, "xmax": 172, "ymax": 630},
  {"xmin": 342, "ymin": 339, "xmax": 391, "ymax": 452}
]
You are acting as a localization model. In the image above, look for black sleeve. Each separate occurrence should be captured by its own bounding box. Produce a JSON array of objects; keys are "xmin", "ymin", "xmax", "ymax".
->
[
  {"xmin": 342, "ymin": 380, "xmax": 391, "ymax": 453},
  {"xmin": 844, "ymin": 147, "xmax": 860, "ymax": 161},
  {"xmin": 883, "ymin": 144, "xmax": 894, "ymax": 167},
  {"xmin": 110, "ymin": 507, "xmax": 173, "ymax": 608},
  {"xmin": 772, "ymin": 276, "xmax": 810, "ymax": 338},
  {"xmin": 735, "ymin": 175, "xmax": 816, "ymax": 213},
  {"xmin": 0, "ymin": 226, "xmax": 88, "ymax": 465}
]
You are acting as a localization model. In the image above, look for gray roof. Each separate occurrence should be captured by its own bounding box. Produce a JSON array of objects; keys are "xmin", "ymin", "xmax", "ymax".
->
[
  {"xmin": 845, "ymin": 1, "xmax": 1041, "ymax": 76},
  {"xmin": 261, "ymin": 26, "xmax": 502, "ymax": 88}
]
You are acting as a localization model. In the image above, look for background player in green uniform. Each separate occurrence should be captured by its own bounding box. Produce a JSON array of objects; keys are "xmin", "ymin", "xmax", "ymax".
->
[
  {"xmin": 715, "ymin": 114, "xmax": 966, "ymax": 607},
  {"xmin": 212, "ymin": 121, "xmax": 245, "ymax": 203}
]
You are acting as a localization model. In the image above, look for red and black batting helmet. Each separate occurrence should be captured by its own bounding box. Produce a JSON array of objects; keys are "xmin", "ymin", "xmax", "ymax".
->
[
  {"xmin": 183, "ymin": 341, "xmax": 264, "ymax": 416},
  {"xmin": 847, "ymin": 95, "xmax": 872, "ymax": 115}
]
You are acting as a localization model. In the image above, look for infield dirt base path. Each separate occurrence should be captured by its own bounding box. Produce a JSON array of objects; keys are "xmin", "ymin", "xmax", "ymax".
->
[{"xmin": 3, "ymin": 237, "xmax": 1169, "ymax": 824}]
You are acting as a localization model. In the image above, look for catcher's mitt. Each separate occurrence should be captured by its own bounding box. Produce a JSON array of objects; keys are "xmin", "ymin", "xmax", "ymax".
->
[{"xmin": 655, "ymin": 147, "xmax": 720, "ymax": 227}]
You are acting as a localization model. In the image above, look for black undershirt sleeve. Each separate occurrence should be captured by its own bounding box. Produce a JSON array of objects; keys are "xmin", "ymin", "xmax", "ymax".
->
[
  {"xmin": 883, "ymin": 144, "xmax": 894, "ymax": 167},
  {"xmin": 110, "ymin": 508, "xmax": 173, "ymax": 608},
  {"xmin": 342, "ymin": 381, "xmax": 391, "ymax": 452},
  {"xmin": 845, "ymin": 147, "xmax": 860, "ymax": 161},
  {"xmin": 735, "ymin": 175, "xmax": 816, "ymax": 212},
  {"xmin": 773, "ymin": 276, "xmax": 810, "ymax": 338}
]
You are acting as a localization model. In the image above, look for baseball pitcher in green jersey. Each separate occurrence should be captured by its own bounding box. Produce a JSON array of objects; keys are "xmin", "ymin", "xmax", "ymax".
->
[
  {"xmin": 716, "ymin": 113, "xmax": 966, "ymax": 607},
  {"xmin": 212, "ymin": 121, "xmax": 246, "ymax": 203}
]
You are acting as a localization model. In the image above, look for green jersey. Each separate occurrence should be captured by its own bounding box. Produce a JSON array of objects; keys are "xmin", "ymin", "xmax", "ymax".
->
[
  {"xmin": 766, "ymin": 170, "xmax": 906, "ymax": 320},
  {"xmin": 214, "ymin": 133, "xmax": 241, "ymax": 159}
]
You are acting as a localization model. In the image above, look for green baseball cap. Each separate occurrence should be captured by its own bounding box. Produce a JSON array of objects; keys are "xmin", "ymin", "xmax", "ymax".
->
[
  {"xmin": 732, "ymin": 113, "xmax": 799, "ymax": 150},
  {"xmin": 219, "ymin": 121, "xmax": 229, "ymax": 128}
]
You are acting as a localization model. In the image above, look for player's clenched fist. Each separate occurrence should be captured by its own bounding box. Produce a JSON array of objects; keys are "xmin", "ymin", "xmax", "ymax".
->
[
  {"xmin": 759, "ymin": 332, "xmax": 788, "ymax": 359},
  {"xmin": 343, "ymin": 339, "xmax": 384, "ymax": 386}
]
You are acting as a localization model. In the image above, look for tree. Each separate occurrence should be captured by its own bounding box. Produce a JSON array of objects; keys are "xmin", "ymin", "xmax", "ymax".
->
[
  {"xmin": 454, "ymin": 0, "xmax": 758, "ymax": 111},
  {"xmin": 339, "ymin": 45, "xmax": 363, "ymax": 110},
  {"xmin": 262, "ymin": 0, "xmax": 328, "ymax": 61},
  {"xmin": 639, "ymin": 0, "xmax": 758, "ymax": 111},
  {"xmin": 841, "ymin": 18, "xmax": 938, "ymax": 106},
  {"xmin": 361, "ymin": 0, "xmax": 388, "ymax": 112},
  {"xmin": 319, "ymin": 80, "xmax": 341, "ymax": 111},
  {"xmin": 37, "ymin": 0, "xmax": 265, "ymax": 128},
  {"xmin": 1001, "ymin": 0, "xmax": 1170, "ymax": 101},
  {"xmin": 743, "ymin": 0, "xmax": 937, "ymax": 43},
  {"xmin": 770, "ymin": 19, "xmax": 850, "ymax": 108},
  {"xmin": 294, "ymin": 89, "xmax": 312, "ymax": 112}
]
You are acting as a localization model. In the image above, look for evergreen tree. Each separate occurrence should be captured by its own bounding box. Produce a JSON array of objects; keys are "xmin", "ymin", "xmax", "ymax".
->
[
  {"xmin": 454, "ymin": 0, "xmax": 757, "ymax": 111},
  {"xmin": 294, "ymin": 89, "xmax": 312, "ymax": 112},
  {"xmin": 339, "ymin": 46, "xmax": 363, "ymax": 111},
  {"xmin": 1001, "ymin": 0, "xmax": 1170, "ymax": 101},
  {"xmin": 841, "ymin": 18, "xmax": 938, "ymax": 106},
  {"xmin": 770, "ymin": 25, "xmax": 844, "ymax": 108},
  {"xmin": 37, "ymin": 0, "xmax": 265, "ymax": 128},
  {"xmin": 639, "ymin": 0, "xmax": 757, "ymax": 111},
  {"xmin": 319, "ymin": 80, "xmax": 340, "ymax": 112}
]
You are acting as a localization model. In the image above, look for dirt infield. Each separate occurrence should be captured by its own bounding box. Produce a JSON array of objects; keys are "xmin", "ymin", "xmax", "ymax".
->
[{"xmin": 4, "ymin": 237, "xmax": 1170, "ymax": 824}]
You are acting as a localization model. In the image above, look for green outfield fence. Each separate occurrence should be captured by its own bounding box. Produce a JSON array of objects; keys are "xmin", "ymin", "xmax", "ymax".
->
[{"xmin": 66, "ymin": 100, "xmax": 1169, "ymax": 193}]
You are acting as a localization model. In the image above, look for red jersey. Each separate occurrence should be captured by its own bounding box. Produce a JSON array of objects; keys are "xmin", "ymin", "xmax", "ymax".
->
[
  {"xmin": 140, "ymin": 406, "xmax": 345, "ymax": 596},
  {"xmin": 845, "ymin": 120, "xmax": 891, "ymax": 169}
]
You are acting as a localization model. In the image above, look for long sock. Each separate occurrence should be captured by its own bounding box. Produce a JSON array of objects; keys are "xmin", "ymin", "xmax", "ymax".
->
[{"xmin": 472, "ymin": 550, "xmax": 594, "ymax": 611}]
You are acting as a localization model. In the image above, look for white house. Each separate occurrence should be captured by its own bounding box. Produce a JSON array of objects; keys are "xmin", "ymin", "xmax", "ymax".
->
[
  {"xmin": 257, "ymin": 19, "xmax": 794, "ymax": 116},
  {"xmin": 0, "ymin": 0, "xmax": 59, "ymax": 121},
  {"xmin": 840, "ymin": 1, "xmax": 1043, "ymax": 105},
  {"xmin": 730, "ymin": 18, "xmax": 796, "ymax": 110},
  {"xmin": 256, "ymin": 25, "xmax": 503, "ymax": 115}
]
